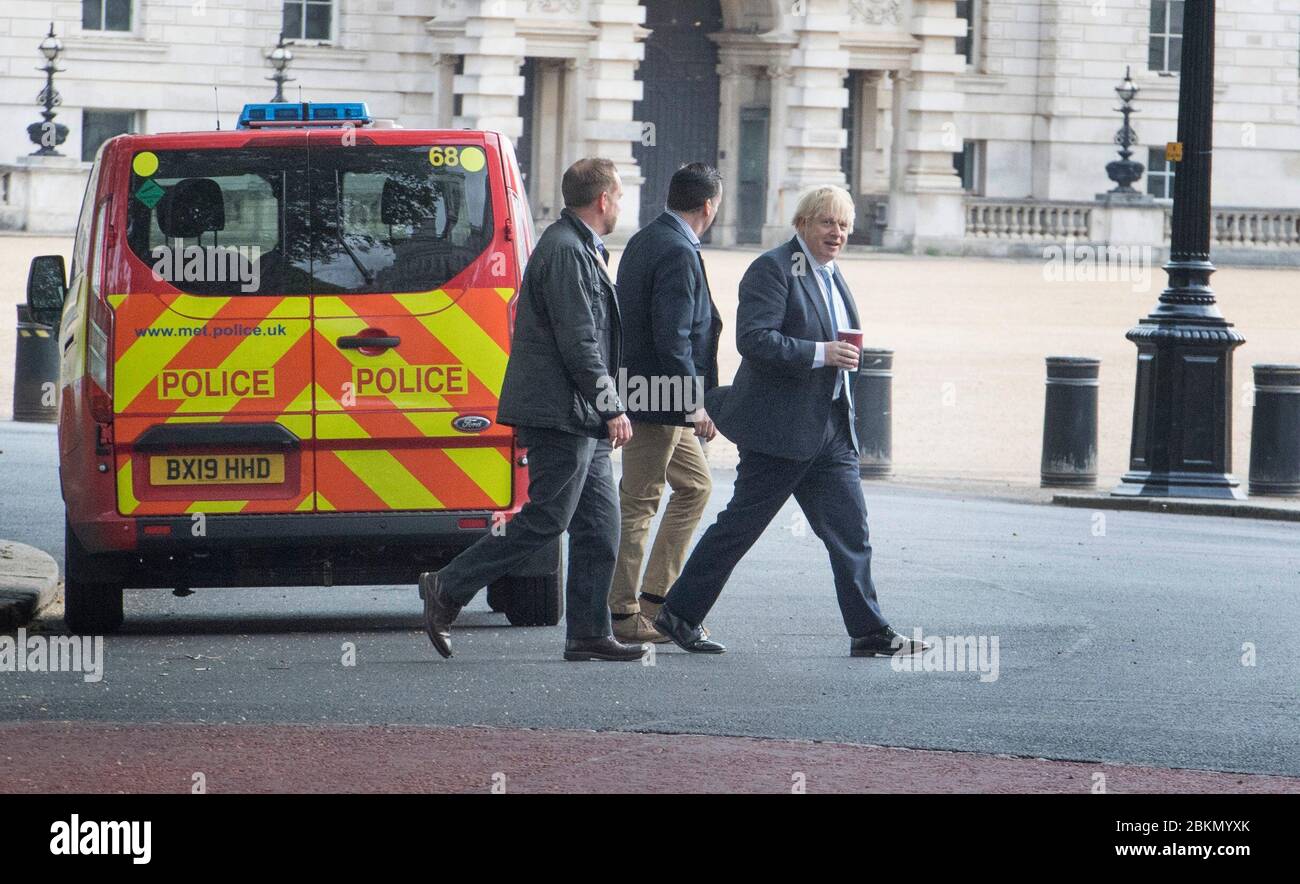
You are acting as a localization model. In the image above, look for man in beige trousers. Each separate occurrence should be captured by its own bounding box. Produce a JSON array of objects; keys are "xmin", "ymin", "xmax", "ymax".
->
[{"xmin": 610, "ymin": 163, "xmax": 723, "ymax": 642}]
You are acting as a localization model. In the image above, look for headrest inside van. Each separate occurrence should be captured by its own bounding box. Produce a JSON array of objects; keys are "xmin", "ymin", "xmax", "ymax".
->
[{"xmin": 158, "ymin": 178, "xmax": 226, "ymax": 238}]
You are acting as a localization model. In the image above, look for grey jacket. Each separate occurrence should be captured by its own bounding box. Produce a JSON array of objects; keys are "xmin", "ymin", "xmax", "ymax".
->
[{"xmin": 497, "ymin": 208, "xmax": 625, "ymax": 436}]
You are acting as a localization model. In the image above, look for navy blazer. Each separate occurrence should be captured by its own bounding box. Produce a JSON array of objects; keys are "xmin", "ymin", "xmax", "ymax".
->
[
  {"xmin": 615, "ymin": 212, "xmax": 722, "ymax": 425},
  {"xmin": 712, "ymin": 237, "xmax": 861, "ymax": 461}
]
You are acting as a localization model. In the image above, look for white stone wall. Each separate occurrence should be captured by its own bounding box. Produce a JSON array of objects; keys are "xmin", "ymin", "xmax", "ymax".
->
[
  {"xmin": 962, "ymin": 0, "xmax": 1300, "ymax": 207},
  {"xmin": 0, "ymin": 0, "xmax": 436, "ymax": 167}
]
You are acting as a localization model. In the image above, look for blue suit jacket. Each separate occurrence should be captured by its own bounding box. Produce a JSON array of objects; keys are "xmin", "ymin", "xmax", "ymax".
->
[
  {"xmin": 615, "ymin": 212, "xmax": 722, "ymax": 425},
  {"xmin": 711, "ymin": 237, "xmax": 861, "ymax": 461}
]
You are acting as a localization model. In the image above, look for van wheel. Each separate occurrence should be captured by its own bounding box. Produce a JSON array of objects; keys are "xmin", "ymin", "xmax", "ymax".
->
[
  {"xmin": 494, "ymin": 551, "xmax": 564, "ymax": 627},
  {"xmin": 63, "ymin": 520, "xmax": 124, "ymax": 635}
]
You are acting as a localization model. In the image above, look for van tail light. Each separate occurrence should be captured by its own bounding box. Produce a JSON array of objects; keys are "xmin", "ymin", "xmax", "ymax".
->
[{"xmin": 87, "ymin": 297, "xmax": 114, "ymax": 424}]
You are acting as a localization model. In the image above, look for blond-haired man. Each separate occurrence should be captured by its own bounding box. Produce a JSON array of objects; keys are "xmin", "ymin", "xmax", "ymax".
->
[{"xmin": 653, "ymin": 186, "xmax": 930, "ymax": 658}]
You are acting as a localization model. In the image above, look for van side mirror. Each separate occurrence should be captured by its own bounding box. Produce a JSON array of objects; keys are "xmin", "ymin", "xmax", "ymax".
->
[{"xmin": 26, "ymin": 255, "xmax": 67, "ymax": 329}]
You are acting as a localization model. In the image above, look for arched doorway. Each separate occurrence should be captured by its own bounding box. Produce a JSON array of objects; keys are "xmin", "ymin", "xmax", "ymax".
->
[{"xmin": 633, "ymin": 0, "xmax": 724, "ymax": 230}]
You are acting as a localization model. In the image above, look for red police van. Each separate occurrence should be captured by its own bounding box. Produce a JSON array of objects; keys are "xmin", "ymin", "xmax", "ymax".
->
[{"xmin": 25, "ymin": 102, "xmax": 560, "ymax": 633}]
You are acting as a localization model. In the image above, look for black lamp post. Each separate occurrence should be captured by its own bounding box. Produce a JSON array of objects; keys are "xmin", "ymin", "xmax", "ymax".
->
[
  {"xmin": 267, "ymin": 33, "xmax": 295, "ymax": 103},
  {"xmin": 27, "ymin": 22, "xmax": 68, "ymax": 156},
  {"xmin": 1113, "ymin": 0, "xmax": 1246, "ymax": 499},
  {"xmin": 1105, "ymin": 66, "xmax": 1145, "ymax": 196}
]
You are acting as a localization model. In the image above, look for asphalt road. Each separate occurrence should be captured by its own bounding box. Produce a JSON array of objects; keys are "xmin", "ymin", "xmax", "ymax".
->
[{"xmin": 2, "ymin": 420, "xmax": 1298, "ymax": 777}]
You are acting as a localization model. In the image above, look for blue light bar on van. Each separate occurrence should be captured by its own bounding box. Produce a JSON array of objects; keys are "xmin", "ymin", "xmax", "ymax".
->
[{"xmin": 237, "ymin": 102, "xmax": 372, "ymax": 129}]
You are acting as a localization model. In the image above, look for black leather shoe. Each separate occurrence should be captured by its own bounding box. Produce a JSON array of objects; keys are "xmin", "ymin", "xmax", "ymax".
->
[
  {"xmin": 850, "ymin": 626, "xmax": 931, "ymax": 658},
  {"xmin": 418, "ymin": 570, "xmax": 462, "ymax": 659},
  {"xmin": 563, "ymin": 635, "xmax": 649, "ymax": 662},
  {"xmin": 653, "ymin": 606, "xmax": 725, "ymax": 654}
]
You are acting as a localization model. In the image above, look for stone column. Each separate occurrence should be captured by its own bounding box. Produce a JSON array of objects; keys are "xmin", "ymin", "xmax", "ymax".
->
[
  {"xmin": 860, "ymin": 70, "xmax": 893, "ymax": 194},
  {"xmin": 452, "ymin": 0, "xmax": 525, "ymax": 138},
  {"xmin": 883, "ymin": 0, "xmax": 967, "ymax": 252},
  {"xmin": 432, "ymin": 54, "xmax": 459, "ymax": 129},
  {"xmin": 584, "ymin": 0, "xmax": 646, "ymax": 244},
  {"xmin": 762, "ymin": 64, "xmax": 794, "ymax": 246},
  {"xmin": 713, "ymin": 59, "xmax": 746, "ymax": 247},
  {"xmin": 770, "ymin": 1, "xmax": 852, "ymax": 247}
]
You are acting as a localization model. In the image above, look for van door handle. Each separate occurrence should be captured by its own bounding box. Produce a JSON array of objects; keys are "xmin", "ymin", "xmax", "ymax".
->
[{"xmin": 337, "ymin": 335, "xmax": 400, "ymax": 350}]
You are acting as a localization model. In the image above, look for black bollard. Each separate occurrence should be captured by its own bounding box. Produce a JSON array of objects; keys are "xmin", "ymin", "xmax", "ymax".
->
[
  {"xmin": 1041, "ymin": 356, "xmax": 1099, "ymax": 488},
  {"xmin": 854, "ymin": 348, "xmax": 893, "ymax": 478},
  {"xmin": 1248, "ymin": 364, "xmax": 1300, "ymax": 496},
  {"xmin": 13, "ymin": 304, "xmax": 60, "ymax": 423}
]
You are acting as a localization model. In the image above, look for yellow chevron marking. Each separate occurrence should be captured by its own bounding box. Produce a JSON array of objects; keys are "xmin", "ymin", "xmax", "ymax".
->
[
  {"xmin": 315, "ymin": 306, "xmax": 452, "ymax": 411},
  {"xmin": 316, "ymin": 412, "xmax": 371, "ymax": 440},
  {"xmin": 171, "ymin": 318, "xmax": 309, "ymax": 415},
  {"xmin": 116, "ymin": 459, "xmax": 140, "ymax": 515},
  {"xmin": 316, "ymin": 492, "xmax": 336, "ymax": 512},
  {"xmin": 401, "ymin": 411, "xmax": 463, "ymax": 438},
  {"xmin": 296, "ymin": 494, "xmax": 315, "ymax": 512},
  {"xmin": 164, "ymin": 415, "xmax": 223, "ymax": 423},
  {"xmin": 495, "ymin": 287, "xmax": 514, "ymax": 302},
  {"xmin": 186, "ymin": 500, "xmax": 248, "ymax": 514},
  {"xmin": 285, "ymin": 381, "xmax": 314, "ymax": 414},
  {"xmin": 389, "ymin": 290, "xmax": 458, "ymax": 316},
  {"xmin": 407, "ymin": 299, "xmax": 507, "ymax": 398},
  {"xmin": 277, "ymin": 412, "xmax": 312, "ymax": 439},
  {"xmin": 115, "ymin": 300, "xmax": 228, "ymax": 412},
  {"xmin": 443, "ymin": 446, "xmax": 513, "ymax": 506},
  {"xmin": 333, "ymin": 450, "xmax": 443, "ymax": 509},
  {"xmin": 107, "ymin": 294, "xmax": 128, "ymax": 310},
  {"xmin": 267, "ymin": 297, "xmax": 310, "ymax": 318},
  {"xmin": 164, "ymin": 295, "xmax": 240, "ymax": 320}
]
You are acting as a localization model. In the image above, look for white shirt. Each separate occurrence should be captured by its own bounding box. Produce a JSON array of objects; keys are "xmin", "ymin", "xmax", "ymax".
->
[{"xmin": 794, "ymin": 234, "xmax": 853, "ymax": 372}]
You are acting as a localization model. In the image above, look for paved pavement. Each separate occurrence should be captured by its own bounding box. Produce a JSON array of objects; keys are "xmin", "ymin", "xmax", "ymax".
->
[
  {"xmin": 4, "ymin": 722, "xmax": 1297, "ymax": 793},
  {"xmin": 2, "ymin": 421, "xmax": 1298, "ymax": 783}
]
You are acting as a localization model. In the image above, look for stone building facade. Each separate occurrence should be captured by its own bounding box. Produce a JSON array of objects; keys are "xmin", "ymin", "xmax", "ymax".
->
[{"xmin": 2, "ymin": 1, "xmax": 1298, "ymax": 250}]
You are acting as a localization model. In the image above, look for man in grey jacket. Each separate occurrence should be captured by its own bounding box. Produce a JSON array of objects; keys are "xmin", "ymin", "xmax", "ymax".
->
[{"xmin": 419, "ymin": 158, "xmax": 647, "ymax": 663}]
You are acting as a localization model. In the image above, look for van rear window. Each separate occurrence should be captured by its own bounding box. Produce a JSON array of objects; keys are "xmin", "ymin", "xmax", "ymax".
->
[{"xmin": 125, "ymin": 144, "xmax": 494, "ymax": 295}]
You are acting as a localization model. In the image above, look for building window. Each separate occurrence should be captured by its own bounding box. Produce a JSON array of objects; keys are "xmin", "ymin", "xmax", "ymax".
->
[
  {"xmin": 283, "ymin": 0, "xmax": 334, "ymax": 41},
  {"xmin": 953, "ymin": 140, "xmax": 984, "ymax": 194},
  {"xmin": 1148, "ymin": 1, "xmax": 1184, "ymax": 74},
  {"xmin": 82, "ymin": 0, "xmax": 132, "ymax": 32},
  {"xmin": 82, "ymin": 109, "xmax": 135, "ymax": 163},
  {"xmin": 1147, "ymin": 147, "xmax": 1174, "ymax": 199},
  {"xmin": 956, "ymin": 0, "xmax": 979, "ymax": 67}
]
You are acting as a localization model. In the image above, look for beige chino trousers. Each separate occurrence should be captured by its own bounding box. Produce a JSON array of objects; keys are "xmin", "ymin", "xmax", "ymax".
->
[{"xmin": 609, "ymin": 423, "xmax": 712, "ymax": 615}]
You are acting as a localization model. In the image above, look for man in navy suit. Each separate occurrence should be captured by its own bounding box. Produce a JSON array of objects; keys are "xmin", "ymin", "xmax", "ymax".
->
[
  {"xmin": 609, "ymin": 163, "xmax": 723, "ymax": 643},
  {"xmin": 653, "ymin": 186, "xmax": 931, "ymax": 658}
]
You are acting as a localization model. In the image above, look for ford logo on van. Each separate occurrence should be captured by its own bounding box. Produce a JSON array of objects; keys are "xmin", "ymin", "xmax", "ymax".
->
[{"xmin": 452, "ymin": 414, "xmax": 492, "ymax": 433}]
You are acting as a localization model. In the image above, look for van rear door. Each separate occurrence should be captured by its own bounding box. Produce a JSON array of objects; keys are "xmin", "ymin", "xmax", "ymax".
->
[
  {"xmin": 110, "ymin": 138, "xmax": 316, "ymax": 518},
  {"xmin": 306, "ymin": 132, "xmax": 515, "ymax": 513}
]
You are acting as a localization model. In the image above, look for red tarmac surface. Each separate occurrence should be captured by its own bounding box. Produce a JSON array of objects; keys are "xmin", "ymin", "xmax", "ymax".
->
[{"xmin": 3, "ymin": 722, "xmax": 1298, "ymax": 794}]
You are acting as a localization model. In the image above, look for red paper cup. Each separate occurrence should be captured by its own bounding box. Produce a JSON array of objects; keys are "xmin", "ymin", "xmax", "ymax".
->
[{"xmin": 837, "ymin": 328, "xmax": 863, "ymax": 350}]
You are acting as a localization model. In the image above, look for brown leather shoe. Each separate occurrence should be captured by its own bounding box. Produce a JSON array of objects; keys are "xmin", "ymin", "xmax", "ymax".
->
[
  {"xmin": 613, "ymin": 612, "xmax": 670, "ymax": 643},
  {"xmin": 418, "ymin": 570, "xmax": 462, "ymax": 659},
  {"xmin": 563, "ymin": 635, "xmax": 649, "ymax": 662}
]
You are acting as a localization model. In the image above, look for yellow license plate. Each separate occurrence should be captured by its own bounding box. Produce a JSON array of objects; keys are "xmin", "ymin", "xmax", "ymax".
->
[{"xmin": 149, "ymin": 453, "xmax": 286, "ymax": 486}]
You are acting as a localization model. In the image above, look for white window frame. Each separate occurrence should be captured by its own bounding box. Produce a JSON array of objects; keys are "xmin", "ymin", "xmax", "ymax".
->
[
  {"xmin": 1148, "ymin": 0, "xmax": 1183, "ymax": 75},
  {"xmin": 80, "ymin": 0, "xmax": 137, "ymax": 36},
  {"xmin": 283, "ymin": 0, "xmax": 340, "ymax": 45},
  {"xmin": 1146, "ymin": 147, "xmax": 1175, "ymax": 200}
]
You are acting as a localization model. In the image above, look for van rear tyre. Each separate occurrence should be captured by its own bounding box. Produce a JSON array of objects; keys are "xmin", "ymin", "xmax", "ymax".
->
[
  {"xmin": 63, "ymin": 520, "xmax": 124, "ymax": 635},
  {"xmin": 494, "ymin": 550, "xmax": 564, "ymax": 627}
]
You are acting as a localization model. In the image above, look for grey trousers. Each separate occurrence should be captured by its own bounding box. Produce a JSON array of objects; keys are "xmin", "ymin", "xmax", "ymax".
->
[{"xmin": 436, "ymin": 425, "xmax": 618, "ymax": 640}]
